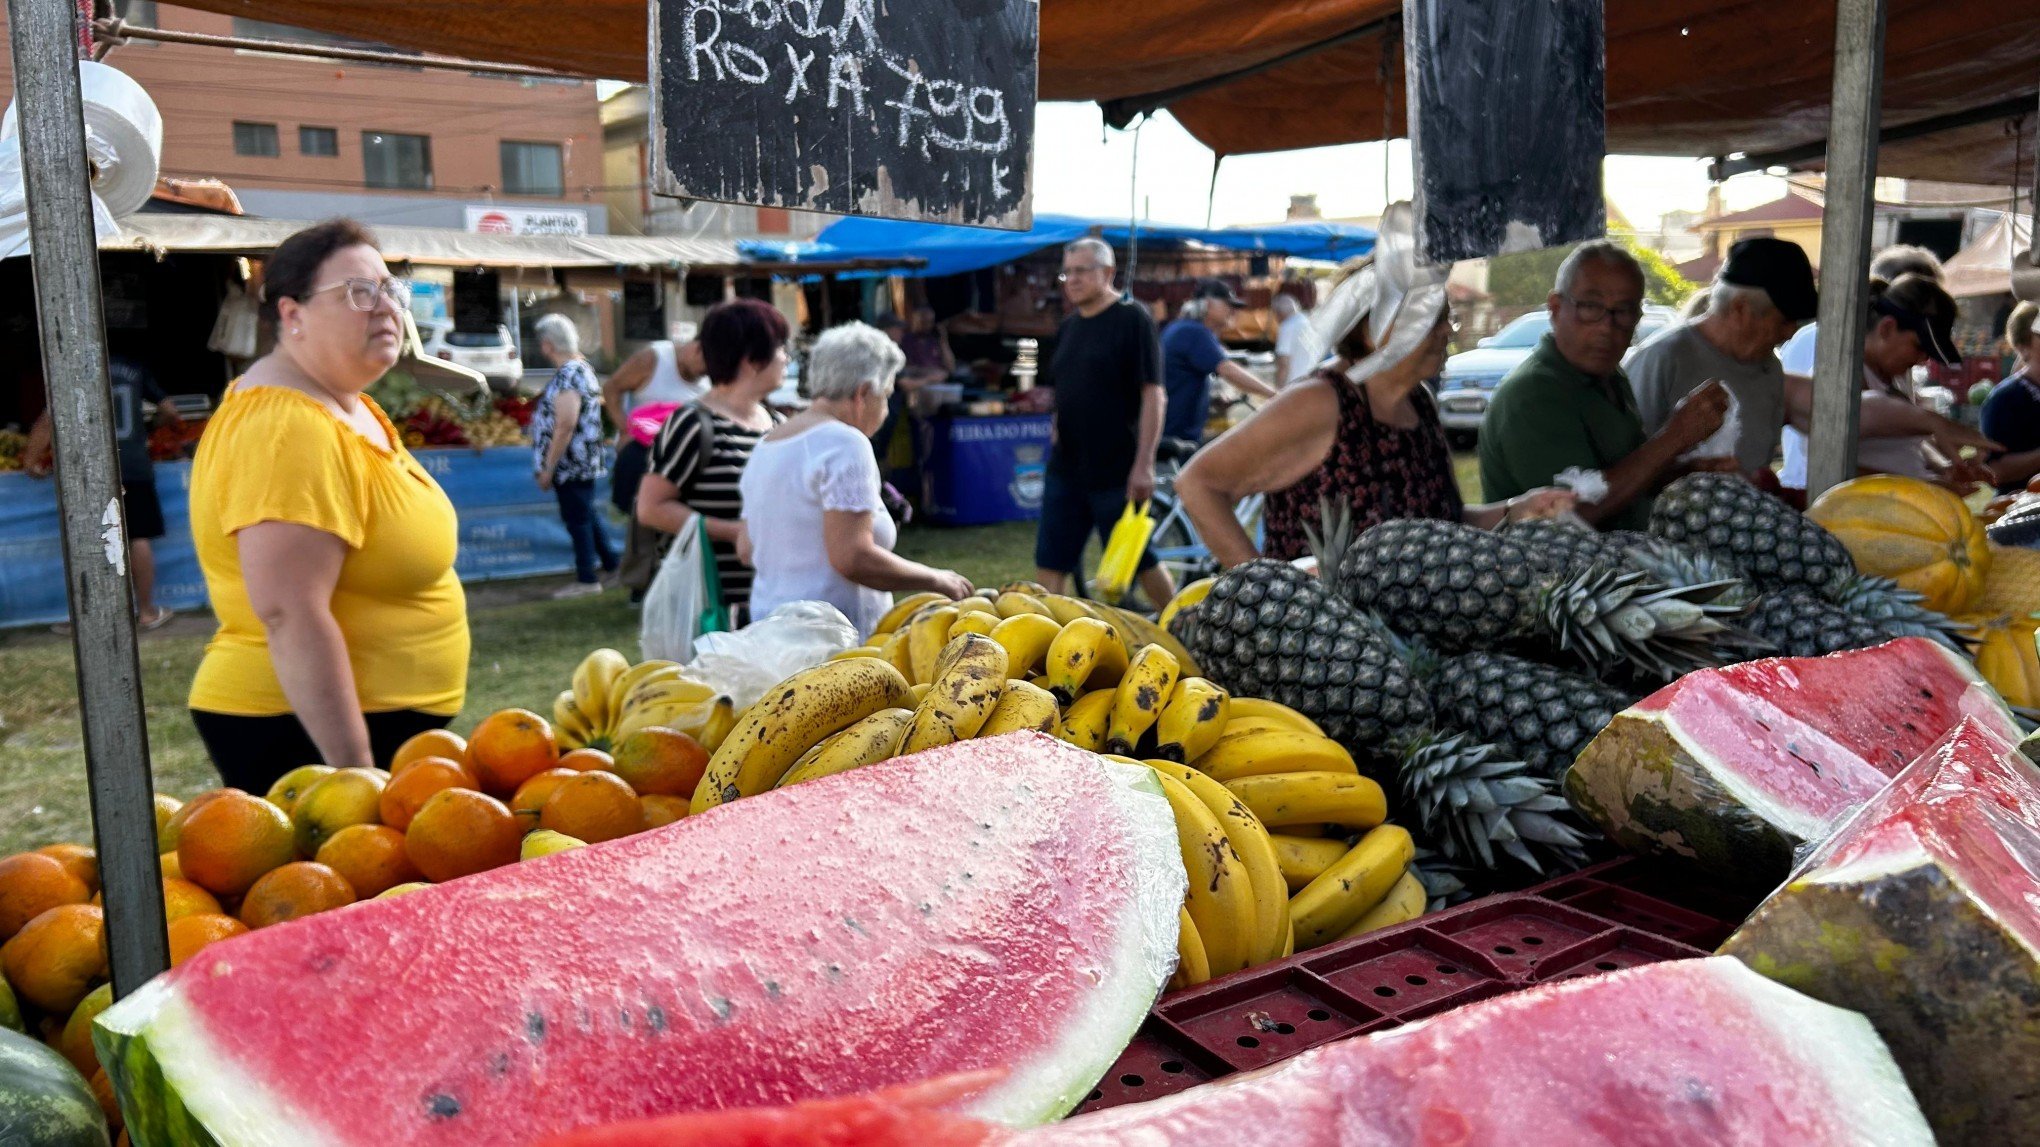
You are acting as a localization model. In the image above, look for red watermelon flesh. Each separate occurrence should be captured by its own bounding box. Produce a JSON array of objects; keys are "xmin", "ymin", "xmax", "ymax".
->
[
  {"xmin": 1565, "ymin": 637, "xmax": 2016, "ymax": 884},
  {"xmin": 93, "ymin": 734, "xmax": 1184, "ymax": 1146},
  {"xmin": 1722, "ymin": 717, "xmax": 2040, "ymax": 1144},
  {"xmin": 536, "ymin": 1072, "xmax": 1001, "ymax": 1147}
]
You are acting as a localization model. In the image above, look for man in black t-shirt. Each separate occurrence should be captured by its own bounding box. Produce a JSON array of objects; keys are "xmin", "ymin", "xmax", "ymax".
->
[{"xmin": 1034, "ymin": 237, "xmax": 1175, "ymax": 606}]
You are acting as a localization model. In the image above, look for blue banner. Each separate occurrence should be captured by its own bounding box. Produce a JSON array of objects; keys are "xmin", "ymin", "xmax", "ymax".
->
[
  {"xmin": 918, "ymin": 414, "xmax": 1052, "ymax": 526},
  {"xmin": 0, "ymin": 447, "xmax": 604, "ymax": 630}
]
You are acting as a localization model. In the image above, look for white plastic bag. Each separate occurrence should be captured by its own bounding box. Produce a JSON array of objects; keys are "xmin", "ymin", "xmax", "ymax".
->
[
  {"xmin": 685, "ymin": 601, "xmax": 861, "ymax": 711},
  {"xmin": 640, "ymin": 521, "xmax": 710, "ymax": 664},
  {"xmin": 1677, "ymin": 385, "xmax": 1742, "ymax": 465}
]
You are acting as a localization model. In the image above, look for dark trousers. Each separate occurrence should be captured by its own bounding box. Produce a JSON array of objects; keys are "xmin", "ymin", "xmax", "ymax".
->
[
  {"xmin": 189, "ymin": 709, "xmax": 451, "ymax": 794},
  {"xmin": 555, "ymin": 478, "xmax": 618, "ymax": 583}
]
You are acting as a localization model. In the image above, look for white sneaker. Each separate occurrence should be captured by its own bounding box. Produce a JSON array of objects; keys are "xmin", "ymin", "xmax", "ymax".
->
[{"xmin": 551, "ymin": 581, "xmax": 605, "ymax": 600}]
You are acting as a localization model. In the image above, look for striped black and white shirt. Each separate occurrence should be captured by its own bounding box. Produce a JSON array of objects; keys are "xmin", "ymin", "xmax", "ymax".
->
[{"xmin": 648, "ymin": 401, "xmax": 781, "ymax": 612}]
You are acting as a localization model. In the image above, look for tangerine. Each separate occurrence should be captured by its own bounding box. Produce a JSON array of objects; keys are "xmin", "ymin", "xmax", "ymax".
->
[
  {"xmin": 404, "ymin": 789, "xmax": 521, "ymax": 882},
  {"xmin": 468, "ymin": 709, "xmax": 559, "ymax": 796},
  {"xmin": 557, "ymin": 748, "xmax": 614, "ymax": 772},
  {"xmin": 35, "ymin": 845, "xmax": 98, "ymax": 894},
  {"xmin": 0, "ymin": 853, "xmax": 91, "ymax": 941},
  {"xmin": 539, "ymin": 771, "xmax": 645, "ymax": 843},
  {"xmin": 159, "ymin": 788, "xmax": 240, "ymax": 852},
  {"xmin": 239, "ymin": 862, "xmax": 356, "ymax": 929},
  {"xmin": 610, "ymin": 727, "xmax": 709, "ymax": 798},
  {"xmin": 290, "ymin": 768, "xmax": 387, "ymax": 857},
  {"xmin": 264, "ymin": 765, "xmax": 336, "ymax": 817},
  {"xmin": 391, "ymin": 728, "xmax": 469, "ymax": 774},
  {"xmin": 640, "ymin": 794, "xmax": 689, "ymax": 830},
  {"xmin": 165, "ymin": 913, "xmax": 247, "ymax": 967},
  {"xmin": 153, "ymin": 792, "xmax": 182, "ymax": 836},
  {"xmin": 378, "ymin": 757, "xmax": 475, "ymax": 832},
  {"xmin": 0, "ymin": 903, "xmax": 106, "ymax": 1013},
  {"xmin": 315, "ymin": 824, "xmax": 422, "ymax": 900},
  {"xmin": 176, "ymin": 791, "xmax": 296, "ymax": 898},
  {"xmin": 60, "ymin": 982, "xmax": 113, "ymax": 1077},
  {"xmin": 508, "ymin": 768, "xmax": 580, "ymax": 829},
  {"xmin": 94, "ymin": 877, "xmax": 221, "ymax": 925}
]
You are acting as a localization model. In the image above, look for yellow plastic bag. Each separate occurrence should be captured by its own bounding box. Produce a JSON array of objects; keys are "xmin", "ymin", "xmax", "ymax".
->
[{"xmin": 1095, "ymin": 500, "xmax": 1155, "ymax": 602}]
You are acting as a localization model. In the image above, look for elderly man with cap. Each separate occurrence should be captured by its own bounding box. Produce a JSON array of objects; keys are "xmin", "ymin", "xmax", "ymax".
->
[
  {"xmin": 1628, "ymin": 237, "xmax": 1819, "ymax": 476},
  {"xmin": 1160, "ymin": 279, "xmax": 1279, "ymax": 443}
]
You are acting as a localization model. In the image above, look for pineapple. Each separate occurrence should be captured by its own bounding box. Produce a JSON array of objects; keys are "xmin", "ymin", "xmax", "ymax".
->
[
  {"xmin": 1428, "ymin": 651, "xmax": 1641, "ymax": 780},
  {"xmin": 1649, "ymin": 473, "xmax": 1855, "ymax": 592},
  {"xmin": 1398, "ymin": 732, "xmax": 1592, "ymax": 877},
  {"xmin": 1827, "ymin": 574, "xmax": 1973, "ymax": 653},
  {"xmin": 1499, "ymin": 518, "xmax": 1631, "ymax": 577},
  {"xmin": 1745, "ymin": 587, "xmax": 1899, "ymax": 658},
  {"xmin": 1623, "ymin": 537, "xmax": 1755, "ymax": 608}
]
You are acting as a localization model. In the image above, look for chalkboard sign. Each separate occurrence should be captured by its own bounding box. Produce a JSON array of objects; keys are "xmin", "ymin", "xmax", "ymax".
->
[
  {"xmin": 1404, "ymin": 0, "xmax": 1604, "ymax": 263},
  {"xmin": 648, "ymin": 0, "xmax": 1038, "ymax": 231},
  {"xmin": 453, "ymin": 270, "xmax": 503, "ymax": 334}
]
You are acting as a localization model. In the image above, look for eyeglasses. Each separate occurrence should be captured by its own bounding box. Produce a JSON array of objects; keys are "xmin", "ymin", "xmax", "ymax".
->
[
  {"xmin": 1057, "ymin": 266, "xmax": 1106, "ymax": 283},
  {"xmin": 1560, "ymin": 295, "xmax": 1643, "ymax": 327},
  {"xmin": 305, "ymin": 277, "xmax": 412, "ymax": 313}
]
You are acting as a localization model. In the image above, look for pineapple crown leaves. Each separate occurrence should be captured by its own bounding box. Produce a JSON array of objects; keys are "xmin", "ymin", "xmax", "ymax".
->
[
  {"xmin": 1824, "ymin": 574, "xmax": 1975, "ymax": 654},
  {"xmin": 1536, "ymin": 566, "xmax": 1754, "ymax": 681},
  {"xmin": 1305, "ymin": 495, "xmax": 1362, "ymax": 599},
  {"xmin": 1396, "ymin": 730, "xmax": 1592, "ymax": 876}
]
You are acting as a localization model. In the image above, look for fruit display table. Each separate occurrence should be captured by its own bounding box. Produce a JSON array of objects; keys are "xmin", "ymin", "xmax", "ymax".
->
[{"xmin": 916, "ymin": 412, "xmax": 1052, "ymax": 526}]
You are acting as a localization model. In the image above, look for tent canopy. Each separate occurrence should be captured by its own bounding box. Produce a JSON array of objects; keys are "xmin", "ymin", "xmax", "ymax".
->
[
  {"xmin": 738, "ymin": 214, "xmax": 1378, "ymax": 279},
  {"xmin": 105, "ymin": 213, "xmax": 740, "ymax": 269},
  {"xmin": 161, "ymin": 0, "xmax": 2040, "ymax": 183},
  {"xmin": 1943, "ymin": 213, "xmax": 2036, "ymax": 298}
]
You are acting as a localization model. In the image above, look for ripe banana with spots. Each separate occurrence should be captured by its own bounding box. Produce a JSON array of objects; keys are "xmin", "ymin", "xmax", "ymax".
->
[
  {"xmin": 947, "ymin": 610, "xmax": 999, "ymax": 641},
  {"xmin": 1222, "ymin": 771, "xmax": 1387, "ymax": 832},
  {"xmin": 570, "ymin": 648, "xmax": 630, "ymax": 733},
  {"xmin": 1098, "ymin": 603, "xmax": 1203, "ymax": 679},
  {"xmin": 553, "ymin": 690, "xmax": 597, "ymax": 750},
  {"xmin": 902, "ymin": 634, "xmax": 1009, "ymax": 753},
  {"xmin": 1044, "ymin": 616, "xmax": 1126, "ymax": 703},
  {"xmin": 995, "ymin": 591, "xmax": 1056, "ymax": 620},
  {"xmin": 1171, "ymin": 906, "xmax": 1210, "ymax": 990},
  {"xmin": 871, "ymin": 591, "xmax": 949, "ymax": 637},
  {"xmin": 695, "ymin": 697, "xmax": 739, "ymax": 753},
  {"xmin": 1337, "ymin": 868, "xmax": 1427, "ymax": 940},
  {"xmin": 776, "ymin": 707, "xmax": 916, "ymax": 788},
  {"xmin": 987, "ymin": 613, "xmax": 1063, "ymax": 677},
  {"xmin": 1146, "ymin": 766, "xmax": 1257, "ymax": 977},
  {"xmin": 1148, "ymin": 759, "xmax": 1291, "ymax": 966},
  {"xmin": 1105, "ymin": 644, "xmax": 1180, "ymax": 756},
  {"xmin": 615, "ymin": 693, "xmax": 728, "ymax": 744},
  {"xmin": 1270, "ymin": 833, "xmax": 1351, "ymax": 893},
  {"xmin": 976, "ymin": 679, "xmax": 1061, "ymax": 738},
  {"xmin": 1056, "ymin": 689, "xmax": 1117, "ymax": 752},
  {"xmin": 1224, "ymin": 698, "xmax": 1327, "ymax": 737},
  {"xmin": 1195, "ymin": 729, "xmax": 1360, "ymax": 783},
  {"xmin": 1289, "ymin": 824, "xmax": 1415, "ymax": 950},
  {"xmin": 906, "ymin": 605, "xmax": 961, "ymax": 684},
  {"xmin": 691, "ymin": 658, "xmax": 915, "ymax": 812},
  {"xmin": 1154, "ymin": 677, "xmax": 1230, "ymax": 763}
]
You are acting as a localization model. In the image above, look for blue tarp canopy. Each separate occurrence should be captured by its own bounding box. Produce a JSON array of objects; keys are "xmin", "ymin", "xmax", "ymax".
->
[{"xmin": 741, "ymin": 214, "xmax": 1376, "ymax": 279}]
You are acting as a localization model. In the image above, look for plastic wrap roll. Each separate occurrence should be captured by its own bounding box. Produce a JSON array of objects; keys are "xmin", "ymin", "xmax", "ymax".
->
[{"xmin": 1, "ymin": 60, "xmax": 162, "ymax": 218}]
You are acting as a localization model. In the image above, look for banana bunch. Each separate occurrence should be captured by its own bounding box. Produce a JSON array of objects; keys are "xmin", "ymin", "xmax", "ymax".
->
[
  {"xmin": 555, "ymin": 649, "xmax": 738, "ymax": 753},
  {"xmin": 857, "ymin": 585, "xmax": 1203, "ymax": 694}
]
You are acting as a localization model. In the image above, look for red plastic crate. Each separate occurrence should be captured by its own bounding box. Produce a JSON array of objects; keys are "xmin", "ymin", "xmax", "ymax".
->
[{"xmin": 1076, "ymin": 857, "xmax": 1761, "ymax": 1114}]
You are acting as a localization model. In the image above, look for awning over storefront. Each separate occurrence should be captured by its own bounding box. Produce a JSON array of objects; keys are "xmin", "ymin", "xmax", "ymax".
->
[
  {"xmin": 1943, "ymin": 213, "xmax": 2036, "ymax": 298},
  {"xmin": 104, "ymin": 213, "xmax": 741, "ymax": 269}
]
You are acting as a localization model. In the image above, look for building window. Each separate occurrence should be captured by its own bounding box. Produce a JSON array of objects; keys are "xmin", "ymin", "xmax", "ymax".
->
[
  {"xmin": 363, "ymin": 132, "xmax": 432, "ymax": 190},
  {"xmin": 116, "ymin": 1, "xmax": 156, "ymax": 28},
  {"xmin": 299, "ymin": 126, "xmax": 339, "ymax": 157},
  {"xmin": 500, "ymin": 141, "xmax": 564, "ymax": 197},
  {"xmin": 232, "ymin": 122, "xmax": 280, "ymax": 158}
]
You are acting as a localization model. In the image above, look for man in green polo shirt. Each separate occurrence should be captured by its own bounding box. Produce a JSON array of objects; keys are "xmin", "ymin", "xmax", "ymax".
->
[{"xmin": 1479, "ymin": 242, "xmax": 1730, "ymax": 531}]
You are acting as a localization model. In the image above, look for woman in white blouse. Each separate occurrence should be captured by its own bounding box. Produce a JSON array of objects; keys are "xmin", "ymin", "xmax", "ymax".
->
[{"xmin": 739, "ymin": 322, "xmax": 973, "ymax": 635}]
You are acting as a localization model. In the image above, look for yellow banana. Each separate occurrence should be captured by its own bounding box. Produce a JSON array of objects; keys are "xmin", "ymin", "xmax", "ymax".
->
[
  {"xmin": 1170, "ymin": 907, "xmax": 1210, "ymax": 991},
  {"xmin": 777, "ymin": 707, "xmax": 915, "ymax": 788},
  {"xmin": 952, "ymin": 597, "xmax": 1000, "ymax": 620},
  {"xmin": 902, "ymin": 634, "xmax": 1009, "ymax": 753},
  {"xmin": 998, "ymin": 579, "xmax": 1050, "ymax": 596},
  {"xmin": 691, "ymin": 659, "xmax": 914, "ymax": 812},
  {"xmin": 1337, "ymin": 869, "xmax": 1427, "ymax": 940},
  {"xmin": 995, "ymin": 591, "xmax": 1056, "ymax": 620},
  {"xmin": 1158, "ymin": 577, "xmax": 1215, "ymax": 632},
  {"xmin": 988, "ymin": 613, "xmax": 1064, "ymax": 678},
  {"xmin": 609, "ymin": 658, "xmax": 678, "ymax": 705},
  {"xmin": 1038, "ymin": 593, "xmax": 1100, "ymax": 627},
  {"xmin": 976, "ymin": 679, "xmax": 1061, "ymax": 738},
  {"xmin": 1105, "ymin": 644, "xmax": 1180, "ymax": 756},
  {"xmin": 1148, "ymin": 760, "xmax": 1291, "ymax": 967},
  {"xmin": 1100, "ymin": 604, "xmax": 1203, "ymax": 678},
  {"xmin": 1154, "ymin": 677, "xmax": 1230, "ymax": 764},
  {"xmin": 906, "ymin": 606, "xmax": 960, "ymax": 685},
  {"xmin": 1196, "ymin": 729, "xmax": 1360, "ymax": 783},
  {"xmin": 1220, "ymin": 716, "xmax": 1297, "ymax": 739},
  {"xmin": 1149, "ymin": 768, "xmax": 1256, "ymax": 977},
  {"xmin": 571, "ymin": 648, "xmax": 630, "ymax": 726},
  {"xmin": 1044, "ymin": 616, "xmax": 1126, "ymax": 703},
  {"xmin": 695, "ymin": 697, "xmax": 739, "ymax": 753},
  {"xmin": 830, "ymin": 645, "xmax": 888, "ymax": 662},
  {"xmin": 1222, "ymin": 771, "xmax": 1387, "ymax": 832},
  {"xmin": 618, "ymin": 674, "xmax": 714, "ymax": 718},
  {"xmin": 553, "ymin": 691, "xmax": 595, "ymax": 750},
  {"xmin": 1271, "ymin": 833, "xmax": 1351, "ymax": 893},
  {"xmin": 1225, "ymin": 698, "xmax": 1327, "ymax": 737},
  {"xmin": 871, "ymin": 591, "xmax": 948, "ymax": 637},
  {"xmin": 909, "ymin": 682, "xmax": 932, "ymax": 706},
  {"xmin": 1042, "ymin": 595, "xmax": 1129, "ymax": 686},
  {"xmin": 947, "ymin": 611, "xmax": 999, "ymax": 641},
  {"xmin": 1055, "ymin": 689, "xmax": 1117, "ymax": 752},
  {"xmin": 873, "ymin": 630, "xmax": 913, "ymax": 679},
  {"xmin": 614, "ymin": 695, "xmax": 722, "ymax": 743},
  {"xmin": 1289, "ymin": 824, "xmax": 1415, "ymax": 950}
]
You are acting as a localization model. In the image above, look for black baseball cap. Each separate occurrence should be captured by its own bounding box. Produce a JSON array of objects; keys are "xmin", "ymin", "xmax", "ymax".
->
[
  {"xmin": 1720, "ymin": 237, "xmax": 1819, "ymax": 322},
  {"xmin": 1874, "ymin": 291, "xmax": 1960, "ymax": 365},
  {"xmin": 1193, "ymin": 278, "xmax": 1247, "ymax": 308}
]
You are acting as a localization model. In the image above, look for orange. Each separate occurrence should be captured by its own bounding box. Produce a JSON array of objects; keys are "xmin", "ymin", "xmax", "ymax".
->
[
  {"xmin": 159, "ymin": 788, "xmax": 240, "ymax": 852},
  {"xmin": 392, "ymin": 728, "xmax": 469, "ymax": 774},
  {"xmin": 35, "ymin": 844, "xmax": 99, "ymax": 894},
  {"xmin": 176, "ymin": 791, "xmax": 297, "ymax": 898},
  {"xmin": 610, "ymin": 728, "xmax": 709, "ymax": 798},
  {"xmin": 264, "ymin": 765, "xmax": 336, "ymax": 817},
  {"xmin": 166, "ymin": 913, "xmax": 247, "ymax": 967},
  {"xmin": 509, "ymin": 768, "xmax": 580, "ymax": 830},
  {"xmin": 640, "ymin": 794, "xmax": 689, "ymax": 830},
  {"xmin": 158, "ymin": 851, "xmax": 182, "ymax": 881},
  {"xmin": 153, "ymin": 792, "xmax": 182, "ymax": 836},
  {"xmin": 93, "ymin": 877, "xmax": 221, "ymax": 925},
  {"xmin": 0, "ymin": 853, "xmax": 91, "ymax": 941},
  {"xmin": 239, "ymin": 862, "xmax": 356, "ymax": 929},
  {"xmin": 539, "ymin": 771, "xmax": 645, "ymax": 844},
  {"xmin": 315, "ymin": 824, "xmax": 422, "ymax": 900},
  {"xmin": 90, "ymin": 1068, "xmax": 122, "ymax": 1136},
  {"xmin": 290, "ymin": 768, "xmax": 387, "ymax": 857},
  {"xmin": 378, "ymin": 757, "xmax": 476, "ymax": 832},
  {"xmin": 1, "ymin": 904, "xmax": 106, "ymax": 1013},
  {"xmin": 60, "ymin": 982, "xmax": 114, "ymax": 1077},
  {"xmin": 558, "ymin": 748, "xmax": 615, "ymax": 772},
  {"xmin": 404, "ymin": 789, "xmax": 521, "ymax": 882},
  {"xmin": 468, "ymin": 709, "xmax": 560, "ymax": 796}
]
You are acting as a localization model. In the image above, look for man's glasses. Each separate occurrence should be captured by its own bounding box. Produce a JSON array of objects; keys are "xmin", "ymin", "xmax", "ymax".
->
[
  {"xmin": 1560, "ymin": 295, "xmax": 1643, "ymax": 327},
  {"xmin": 305, "ymin": 277, "xmax": 412, "ymax": 313}
]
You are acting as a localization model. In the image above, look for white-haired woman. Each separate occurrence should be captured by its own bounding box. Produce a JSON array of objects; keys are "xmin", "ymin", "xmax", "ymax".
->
[
  {"xmin": 739, "ymin": 321, "xmax": 972, "ymax": 635},
  {"xmin": 532, "ymin": 313, "xmax": 616, "ymax": 598}
]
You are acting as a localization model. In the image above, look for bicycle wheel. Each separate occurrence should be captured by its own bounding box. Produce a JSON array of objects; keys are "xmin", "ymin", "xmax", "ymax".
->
[{"xmin": 1149, "ymin": 488, "xmax": 1219, "ymax": 587}]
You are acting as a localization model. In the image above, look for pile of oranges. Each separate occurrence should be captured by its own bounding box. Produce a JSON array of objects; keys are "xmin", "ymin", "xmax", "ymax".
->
[{"xmin": 0, "ymin": 708, "xmax": 710, "ymax": 1140}]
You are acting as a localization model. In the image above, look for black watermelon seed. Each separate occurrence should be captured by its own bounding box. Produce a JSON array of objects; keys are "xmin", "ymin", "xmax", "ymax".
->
[
  {"xmin": 618, "ymin": 1009, "xmax": 632, "ymax": 1029},
  {"xmin": 487, "ymin": 1053, "xmax": 510, "ymax": 1078},
  {"xmin": 647, "ymin": 1005, "xmax": 667, "ymax": 1031},
  {"xmin": 426, "ymin": 1094, "xmax": 461, "ymax": 1120},
  {"xmin": 764, "ymin": 981, "xmax": 783, "ymax": 999},
  {"xmin": 709, "ymin": 996, "xmax": 736, "ymax": 1023},
  {"xmin": 525, "ymin": 1013, "xmax": 546, "ymax": 1043}
]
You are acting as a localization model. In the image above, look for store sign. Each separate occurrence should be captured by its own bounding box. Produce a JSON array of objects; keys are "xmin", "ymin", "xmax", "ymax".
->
[
  {"xmin": 465, "ymin": 206, "xmax": 590, "ymax": 236},
  {"xmin": 648, "ymin": 0, "xmax": 1038, "ymax": 230}
]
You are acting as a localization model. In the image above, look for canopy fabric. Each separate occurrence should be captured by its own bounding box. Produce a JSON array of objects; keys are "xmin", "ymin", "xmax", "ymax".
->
[
  {"xmin": 163, "ymin": 0, "xmax": 2040, "ymax": 183},
  {"xmin": 1943, "ymin": 213, "xmax": 2036, "ymax": 298},
  {"xmin": 105, "ymin": 213, "xmax": 739, "ymax": 269},
  {"xmin": 738, "ymin": 214, "xmax": 1378, "ymax": 279}
]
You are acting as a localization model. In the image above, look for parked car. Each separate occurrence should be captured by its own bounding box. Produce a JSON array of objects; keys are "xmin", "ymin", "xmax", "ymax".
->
[
  {"xmin": 420, "ymin": 320, "xmax": 523, "ymax": 393},
  {"xmin": 1434, "ymin": 306, "xmax": 1674, "ymax": 446}
]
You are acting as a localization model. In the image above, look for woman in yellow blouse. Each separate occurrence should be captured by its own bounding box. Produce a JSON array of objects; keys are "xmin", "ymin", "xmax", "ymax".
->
[{"xmin": 187, "ymin": 219, "xmax": 468, "ymax": 790}]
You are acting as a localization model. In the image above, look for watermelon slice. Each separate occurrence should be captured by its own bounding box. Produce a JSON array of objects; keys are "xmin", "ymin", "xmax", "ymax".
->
[
  {"xmin": 1721, "ymin": 717, "xmax": 2040, "ymax": 1144},
  {"xmin": 1564, "ymin": 637, "xmax": 2017, "ymax": 884},
  {"xmin": 94, "ymin": 734, "xmax": 1183, "ymax": 1146}
]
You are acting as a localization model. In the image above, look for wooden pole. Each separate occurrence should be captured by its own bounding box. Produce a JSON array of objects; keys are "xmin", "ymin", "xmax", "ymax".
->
[
  {"xmin": 1804, "ymin": 0, "xmax": 1888, "ymax": 498},
  {"xmin": 8, "ymin": 0, "xmax": 170, "ymax": 994}
]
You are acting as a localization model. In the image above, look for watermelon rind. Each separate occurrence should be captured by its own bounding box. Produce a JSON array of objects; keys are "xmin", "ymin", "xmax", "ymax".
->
[
  {"xmin": 968, "ymin": 761, "xmax": 1183, "ymax": 1126},
  {"xmin": 0, "ymin": 1024, "xmax": 111, "ymax": 1147}
]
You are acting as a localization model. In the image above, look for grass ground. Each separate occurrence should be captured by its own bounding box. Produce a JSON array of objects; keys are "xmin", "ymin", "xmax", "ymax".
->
[{"xmin": 0, "ymin": 457, "xmax": 1480, "ymax": 855}]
